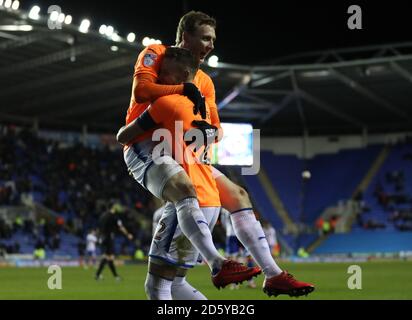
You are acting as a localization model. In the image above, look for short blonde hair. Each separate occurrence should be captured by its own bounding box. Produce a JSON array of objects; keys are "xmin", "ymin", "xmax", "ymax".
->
[{"xmin": 175, "ymin": 11, "xmax": 216, "ymax": 45}]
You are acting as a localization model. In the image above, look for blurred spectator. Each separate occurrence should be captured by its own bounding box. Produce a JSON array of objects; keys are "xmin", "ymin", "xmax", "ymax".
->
[
  {"xmin": 134, "ymin": 248, "xmax": 145, "ymax": 261},
  {"xmin": 0, "ymin": 217, "xmax": 12, "ymax": 239},
  {"xmin": 13, "ymin": 215, "xmax": 24, "ymax": 232},
  {"xmin": 77, "ymin": 238, "xmax": 86, "ymax": 267},
  {"xmin": 12, "ymin": 242, "xmax": 20, "ymax": 254},
  {"xmin": 0, "ymin": 126, "xmax": 162, "ymax": 256},
  {"xmin": 356, "ymin": 211, "xmax": 364, "ymax": 228},
  {"xmin": 33, "ymin": 247, "xmax": 46, "ymax": 260},
  {"xmin": 364, "ymin": 219, "xmax": 386, "ymax": 230},
  {"xmin": 50, "ymin": 233, "xmax": 61, "ymax": 250},
  {"xmin": 322, "ymin": 220, "xmax": 331, "ymax": 235},
  {"xmin": 329, "ymin": 215, "xmax": 339, "ymax": 233},
  {"xmin": 297, "ymin": 247, "xmax": 309, "ymax": 258},
  {"xmin": 396, "ymin": 221, "xmax": 412, "ymax": 231},
  {"xmin": 23, "ymin": 218, "xmax": 35, "ymax": 236},
  {"xmin": 33, "ymin": 239, "xmax": 46, "ymax": 260},
  {"xmin": 389, "ymin": 210, "xmax": 412, "ymax": 222},
  {"xmin": 315, "ymin": 217, "xmax": 324, "ymax": 236},
  {"xmin": 35, "ymin": 239, "xmax": 45, "ymax": 250}
]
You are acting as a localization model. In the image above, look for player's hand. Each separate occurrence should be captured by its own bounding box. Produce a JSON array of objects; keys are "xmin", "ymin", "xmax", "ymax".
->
[
  {"xmin": 127, "ymin": 233, "xmax": 133, "ymax": 241},
  {"xmin": 191, "ymin": 120, "xmax": 218, "ymax": 146},
  {"xmin": 183, "ymin": 83, "xmax": 207, "ymax": 119},
  {"xmin": 195, "ymin": 97, "xmax": 207, "ymax": 120}
]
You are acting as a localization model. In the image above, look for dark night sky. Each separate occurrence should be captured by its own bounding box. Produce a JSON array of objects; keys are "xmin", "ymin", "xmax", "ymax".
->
[{"xmin": 30, "ymin": 0, "xmax": 411, "ymax": 64}]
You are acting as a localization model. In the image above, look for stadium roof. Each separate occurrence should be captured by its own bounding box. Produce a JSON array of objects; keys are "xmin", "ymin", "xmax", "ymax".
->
[{"xmin": 1, "ymin": 6, "xmax": 412, "ymax": 136}]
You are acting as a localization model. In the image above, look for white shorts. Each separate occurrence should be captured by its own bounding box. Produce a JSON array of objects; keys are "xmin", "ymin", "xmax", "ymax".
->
[
  {"xmin": 149, "ymin": 202, "xmax": 221, "ymax": 268},
  {"xmin": 124, "ymin": 140, "xmax": 184, "ymax": 199},
  {"xmin": 86, "ymin": 250, "xmax": 96, "ymax": 257}
]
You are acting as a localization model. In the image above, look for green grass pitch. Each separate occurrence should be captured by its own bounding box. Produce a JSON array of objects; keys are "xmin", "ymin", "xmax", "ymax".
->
[{"xmin": 1, "ymin": 261, "xmax": 411, "ymax": 300}]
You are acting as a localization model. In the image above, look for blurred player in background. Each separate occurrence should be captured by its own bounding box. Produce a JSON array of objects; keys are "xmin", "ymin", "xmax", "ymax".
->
[
  {"xmin": 85, "ymin": 229, "xmax": 98, "ymax": 268},
  {"xmin": 95, "ymin": 204, "xmax": 133, "ymax": 281},
  {"xmin": 77, "ymin": 237, "xmax": 86, "ymax": 268}
]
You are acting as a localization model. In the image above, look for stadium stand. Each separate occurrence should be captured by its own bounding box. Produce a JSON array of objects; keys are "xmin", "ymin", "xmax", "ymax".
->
[
  {"xmin": 0, "ymin": 125, "xmax": 153, "ymax": 259},
  {"xmin": 261, "ymin": 151, "xmax": 303, "ymax": 223},
  {"xmin": 304, "ymin": 145, "xmax": 383, "ymax": 224},
  {"xmin": 355, "ymin": 140, "xmax": 412, "ymax": 232},
  {"xmin": 313, "ymin": 231, "xmax": 412, "ymax": 254},
  {"xmin": 242, "ymin": 141, "xmax": 412, "ymax": 254}
]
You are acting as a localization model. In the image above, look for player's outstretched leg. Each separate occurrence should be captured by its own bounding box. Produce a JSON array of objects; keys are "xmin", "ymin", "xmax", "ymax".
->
[
  {"xmin": 216, "ymin": 173, "xmax": 314, "ymax": 296},
  {"xmin": 107, "ymin": 258, "xmax": 121, "ymax": 281},
  {"xmin": 211, "ymin": 259, "xmax": 261, "ymax": 289},
  {"xmin": 160, "ymin": 172, "xmax": 261, "ymax": 289},
  {"xmin": 95, "ymin": 257, "xmax": 107, "ymax": 280}
]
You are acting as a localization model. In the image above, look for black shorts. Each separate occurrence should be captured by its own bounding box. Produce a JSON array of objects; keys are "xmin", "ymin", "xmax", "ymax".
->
[{"xmin": 101, "ymin": 238, "xmax": 115, "ymax": 255}]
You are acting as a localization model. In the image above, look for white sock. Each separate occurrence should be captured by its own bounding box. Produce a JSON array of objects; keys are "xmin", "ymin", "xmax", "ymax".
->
[
  {"xmin": 171, "ymin": 276, "xmax": 207, "ymax": 300},
  {"xmin": 175, "ymin": 197, "xmax": 225, "ymax": 272},
  {"xmin": 144, "ymin": 273, "xmax": 173, "ymax": 300},
  {"xmin": 230, "ymin": 209, "xmax": 282, "ymax": 278}
]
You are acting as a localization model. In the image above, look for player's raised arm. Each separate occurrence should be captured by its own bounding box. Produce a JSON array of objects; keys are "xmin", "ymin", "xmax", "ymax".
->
[
  {"xmin": 133, "ymin": 45, "xmax": 205, "ymax": 115},
  {"xmin": 133, "ymin": 44, "xmax": 182, "ymax": 103},
  {"xmin": 133, "ymin": 74, "xmax": 183, "ymax": 103},
  {"xmin": 116, "ymin": 98, "xmax": 176, "ymax": 145}
]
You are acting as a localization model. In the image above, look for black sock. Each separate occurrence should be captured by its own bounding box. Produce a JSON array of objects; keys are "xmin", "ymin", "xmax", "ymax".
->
[
  {"xmin": 96, "ymin": 258, "xmax": 107, "ymax": 277},
  {"xmin": 108, "ymin": 260, "xmax": 118, "ymax": 277}
]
